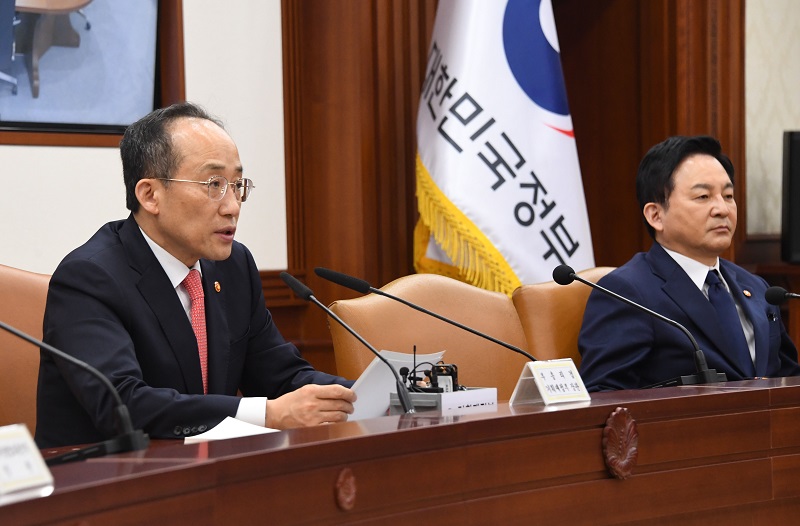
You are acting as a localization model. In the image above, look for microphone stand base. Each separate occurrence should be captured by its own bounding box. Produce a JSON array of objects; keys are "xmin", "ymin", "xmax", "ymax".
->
[
  {"xmin": 45, "ymin": 430, "xmax": 150, "ymax": 466},
  {"xmin": 389, "ymin": 391, "xmax": 442, "ymax": 414},
  {"xmin": 645, "ymin": 371, "xmax": 728, "ymax": 389}
]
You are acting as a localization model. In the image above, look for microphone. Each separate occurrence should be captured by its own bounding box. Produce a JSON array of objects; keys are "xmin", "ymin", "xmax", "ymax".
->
[
  {"xmin": 0, "ymin": 320, "xmax": 149, "ymax": 466},
  {"xmin": 765, "ymin": 286, "xmax": 800, "ymax": 305},
  {"xmin": 552, "ymin": 264, "xmax": 727, "ymax": 387},
  {"xmin": 279, "ymin": 272, "xmax": 415, "ymax": 414},
  {"xmin": 314, "ymin": 267, "xmax": 536, "ymax": 363}
]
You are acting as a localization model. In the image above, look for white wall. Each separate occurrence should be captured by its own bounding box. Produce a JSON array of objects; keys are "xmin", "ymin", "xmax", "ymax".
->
[
  {"xmin": 0, "ymin": 0, "xmax": 286, "ymax": 274},
  {"xmin": 183, "ymin": 0, "xmax": 286, "ymax": 270},
  {"xmin": 746, "ymin": 0, "xmax": 800, "ymax": 235}
]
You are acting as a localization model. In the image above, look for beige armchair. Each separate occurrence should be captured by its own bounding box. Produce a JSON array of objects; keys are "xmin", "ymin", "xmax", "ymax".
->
[
  {"xmin": 0, "ymin": 264, "xmax": 50, "ymax": 434},
  {"xmin": 328, "ymin": 273, "xmax": 531, "ymax": 401},
  {"xmin": 512, "ymin": 267, "xmax": 615, "ymax": 366}
]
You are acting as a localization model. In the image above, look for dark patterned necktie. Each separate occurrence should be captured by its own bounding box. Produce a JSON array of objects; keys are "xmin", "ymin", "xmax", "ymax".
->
[{"xmin": 706, "ymin": 270, "xmax": 753, "ymax": 376}]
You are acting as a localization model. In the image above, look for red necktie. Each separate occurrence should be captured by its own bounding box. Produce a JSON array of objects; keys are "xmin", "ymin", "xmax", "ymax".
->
[{"xmin": 182, "ymin": 269, "xmax": 208, "ymax": 394}]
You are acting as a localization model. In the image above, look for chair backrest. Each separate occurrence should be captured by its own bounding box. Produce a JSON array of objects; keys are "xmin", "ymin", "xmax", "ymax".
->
[
  {"xmin": 0, "ymin": 264, "xmax": 50, "ymax": 434},
  {"xmin": 512, "ymin": 267, "xmax": 616, "ymax": 366},
  {"xmin": 328, "ymin": 273, "xmax": 531, "ymax": 401}
]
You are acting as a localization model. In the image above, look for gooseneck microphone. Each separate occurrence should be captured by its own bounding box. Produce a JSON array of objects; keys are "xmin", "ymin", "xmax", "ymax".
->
[
  {"xmin": 765, "ymin": 286, "xmax": 800, "ymax": 305},
  {"xmin": 279, "ymin": 272, "xmax": 415, "ymax": 414},
  {"xmin": 0, "ymin": 320, "xmax": 150, "ymax": 466},
  {"xmin": 552, "ymin": 264, "xmax": 727, "ymax": 387},
  {"xmin": 314, "ymin": 267, "xmax": 536, "ymax": 363}
]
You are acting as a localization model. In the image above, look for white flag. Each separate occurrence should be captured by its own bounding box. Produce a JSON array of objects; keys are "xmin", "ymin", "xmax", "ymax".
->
[{"xmin": 415, "ymin": 0, "xmax": 594, "ymax": 295}]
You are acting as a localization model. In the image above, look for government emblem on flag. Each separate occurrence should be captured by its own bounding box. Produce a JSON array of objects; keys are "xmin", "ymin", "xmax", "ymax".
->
[{"xmin": 415, "ymin": 0, "xmax": 594, "ymax": 295}]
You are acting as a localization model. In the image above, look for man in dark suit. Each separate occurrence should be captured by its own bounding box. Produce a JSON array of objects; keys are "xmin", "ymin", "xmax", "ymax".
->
[
  {"xmin": 578, "ymin": 136, "xmax": 800, "ymax": 391},
  {"xmin": 36, "ymin": 102, "xmax": 355, "ymax": 448}
]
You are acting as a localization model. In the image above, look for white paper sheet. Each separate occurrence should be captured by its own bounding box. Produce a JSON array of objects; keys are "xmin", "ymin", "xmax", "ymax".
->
[{"xmin": 184, "ymin": 417, "xmax": 279, "ymax": 444}]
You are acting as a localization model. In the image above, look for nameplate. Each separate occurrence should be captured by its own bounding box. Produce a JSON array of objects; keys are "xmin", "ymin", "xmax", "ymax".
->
[
  {"xmin": 509, "ymin": 359, "xmax": 591, "ymax": 406},
  {"xmin": 0, "ymin": 424, "xmax": 54, "ymax": 506}
]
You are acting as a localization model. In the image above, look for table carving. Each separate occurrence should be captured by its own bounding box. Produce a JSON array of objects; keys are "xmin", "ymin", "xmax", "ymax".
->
[
  {"xmin": 334, "ymin": 467, "xmax": 356, "ymax": 511},
  {"xmin": 602, "ymin": 406, "xmax": 638, "ymax": 480}
]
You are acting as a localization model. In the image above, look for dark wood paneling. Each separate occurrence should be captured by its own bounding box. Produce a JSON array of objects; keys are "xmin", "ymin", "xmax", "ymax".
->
[
  {"xmin": 278, "ymin": 0, "xmax": 436, "ymax": 373},
  {"xmin": 155, "ymin": 0, "xmax": 186, "ymax": 108},
  {"xmin": 274, "ymin": 0, "xmax": 800, "ymax": 372},
  {"xmin": 554, "ymin": 0, "xmax": 746, "ymax": 265},
  {"xmin": 553, "ymin": 0, "xmax": 647, "ymax": 266}
]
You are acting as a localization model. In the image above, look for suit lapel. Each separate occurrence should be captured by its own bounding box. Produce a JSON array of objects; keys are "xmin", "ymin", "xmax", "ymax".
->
[
  {"xmin": 200, "ymin": 260, "xmax": 230, "ymax": 394},
  {"xmin": 648, "ymin": 244, "xmax": 751, "ymax": 377},
  {"xmin": 119, "ymin": 216, "xmax": 205, "ymax": 394}
]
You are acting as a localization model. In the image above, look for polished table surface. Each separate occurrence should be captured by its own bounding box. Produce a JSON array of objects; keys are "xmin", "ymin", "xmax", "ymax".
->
[{"xmin": 4, "ymin": 378, "xmax": 800, "ymax": 525}]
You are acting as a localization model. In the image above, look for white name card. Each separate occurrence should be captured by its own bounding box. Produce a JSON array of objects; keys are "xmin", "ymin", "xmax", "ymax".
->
[
  {"xmin": 440, "ymin": 387, "xmax": 497, "ymax": 415},
  {"xmin": 0, "ymin": 424, "xmax": 54, "ymax": 506},
  {"xmin": 509, "ymin": 359, "xmax": 591, "ymax": 406}
]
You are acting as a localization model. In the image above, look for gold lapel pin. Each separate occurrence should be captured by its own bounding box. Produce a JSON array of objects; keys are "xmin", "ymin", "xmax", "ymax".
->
[
  {"xmin": 214, "ymin": 281, "xmax": 221, "ymax": 293},
  {"xmin": 743, "ymin": 290, "xmax": 751, "ymax": 298}
]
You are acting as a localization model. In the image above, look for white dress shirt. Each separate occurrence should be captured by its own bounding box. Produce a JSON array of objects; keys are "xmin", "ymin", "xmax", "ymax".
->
[
  {"xmin": 140, "ymin": 228, "xmax": 267, "ymax": 426},
  {"xmin": 662, "ymin": 247, "xmax": 756, "ymax": 365}
]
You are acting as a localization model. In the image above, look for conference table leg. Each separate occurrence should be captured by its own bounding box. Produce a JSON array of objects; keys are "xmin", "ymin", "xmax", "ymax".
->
[{"xmin": 15, "ymin": 13, "xmax": 82, "ymax": 98}]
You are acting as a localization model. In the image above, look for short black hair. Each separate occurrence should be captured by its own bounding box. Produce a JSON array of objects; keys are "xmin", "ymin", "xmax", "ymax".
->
[
  {"xmin": 120, "ymin": 102, "xmax": 224, "ymax": 212},
  {"xmin": 635, "ymin": 135, "xmax": 734, "ymax": 239}
]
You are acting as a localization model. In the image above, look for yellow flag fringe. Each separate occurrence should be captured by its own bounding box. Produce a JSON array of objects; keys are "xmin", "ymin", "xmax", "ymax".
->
[{"xmin": 415, "ymin": 154, "xmax": 521, "ymax": 296}]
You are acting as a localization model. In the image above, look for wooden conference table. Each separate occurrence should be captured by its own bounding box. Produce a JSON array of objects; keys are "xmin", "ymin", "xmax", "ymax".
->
[{"xmin": 4, "ymin": 378, "xmax": 800, "ymax": 525}]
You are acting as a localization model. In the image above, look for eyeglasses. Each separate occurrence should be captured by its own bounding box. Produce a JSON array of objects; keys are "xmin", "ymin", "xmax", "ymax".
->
[{"xmin": 154, "ymin": 176, "xmax": 255, "ymax": 202}]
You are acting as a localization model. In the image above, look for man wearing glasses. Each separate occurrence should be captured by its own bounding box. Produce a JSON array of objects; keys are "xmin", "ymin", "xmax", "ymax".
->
[{"xmin": 35, "ymin": 102, "xmax": 356, "ymax": 448}]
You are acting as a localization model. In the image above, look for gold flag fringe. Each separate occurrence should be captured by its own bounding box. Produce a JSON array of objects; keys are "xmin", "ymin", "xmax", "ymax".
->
[{"xmin": 415, "ymin": 153, "xmax": 521, "ymax": 296}]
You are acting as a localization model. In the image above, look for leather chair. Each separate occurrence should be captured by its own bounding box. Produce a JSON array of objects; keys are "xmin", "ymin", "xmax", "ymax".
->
[
  {"xmin": 328, "ymin": 273, "xmax": 531, "ymax": 401},
  {"xmin": 0, "ymin": 264, "xmax": 50, "ymax": 434},
  {"xmin": 512, "ymin": 267, "xmax": 616, "ymax": 366}
]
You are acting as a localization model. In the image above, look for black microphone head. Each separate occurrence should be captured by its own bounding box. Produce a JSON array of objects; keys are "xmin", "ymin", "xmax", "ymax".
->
[
  {"xmin": 280, "ymin": 272, "xmax": 314, "ymax": 301},
  {"xmin": 765, "ymin": 286, "xmax": 789, "ymax": 306},
  {"xmin": 552, "ymin": 264, "xmax": 576, "ymax": 285},
  {"xmin": 314, "ymin": 267, "xmax": 371, "ymax": 294}
]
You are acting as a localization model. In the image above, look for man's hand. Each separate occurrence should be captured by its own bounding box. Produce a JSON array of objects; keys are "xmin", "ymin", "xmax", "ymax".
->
[{"xmin": 265, "ymin": 384, "xmax": 357, "ymax": 429}]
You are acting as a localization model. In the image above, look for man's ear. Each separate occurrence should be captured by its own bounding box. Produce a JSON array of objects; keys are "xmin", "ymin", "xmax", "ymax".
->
[
  {"xmin": 135, "ymin": 179, "xmax": 160, "ymax": 215},
  {"xmin": 643, "ymin": 202, "xmax": 664, "ymax": 234}
]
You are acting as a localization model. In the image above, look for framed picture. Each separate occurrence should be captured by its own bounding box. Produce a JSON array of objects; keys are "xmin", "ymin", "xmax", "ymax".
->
[{"xmin": 0, "ymin": 0, "xmax": 159, "ymax": 135}]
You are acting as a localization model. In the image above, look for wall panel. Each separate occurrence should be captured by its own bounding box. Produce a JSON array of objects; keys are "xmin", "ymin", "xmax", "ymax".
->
[
  {"xmin": 278, "ymin": 0, "xmax": 436, "ymax": 371},
  {"xmin": 277, "ymin": 0, "xmax": 750, "ymax": 373}
]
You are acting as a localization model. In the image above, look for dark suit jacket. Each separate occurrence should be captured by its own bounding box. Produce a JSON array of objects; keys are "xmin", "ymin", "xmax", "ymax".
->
[
  {"xmin": 35, "ymin": 216, "xmax": 351, "ymax": 447},
  {"xmin": 578, "ymin": 243, "xmax": 800, "ymax": 391}
]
